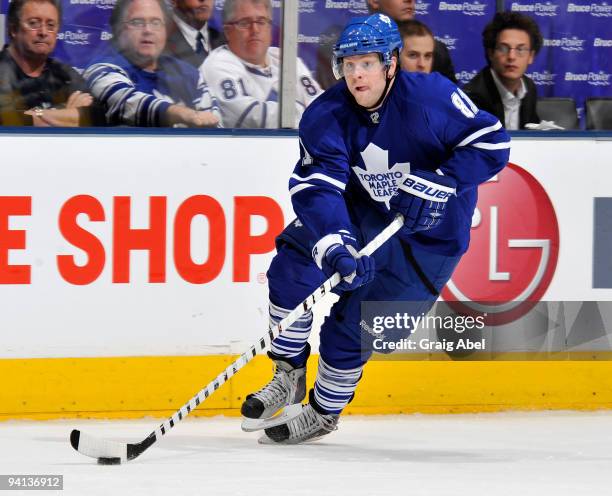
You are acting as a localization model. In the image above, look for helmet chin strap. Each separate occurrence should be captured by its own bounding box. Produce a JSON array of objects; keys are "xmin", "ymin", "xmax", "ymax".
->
[{"xmin": 365, "ymin": 66, "xmax": 396, "ymax": 112}]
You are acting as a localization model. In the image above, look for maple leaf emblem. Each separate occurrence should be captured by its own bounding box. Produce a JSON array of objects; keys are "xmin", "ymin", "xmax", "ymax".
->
[{"xmin": 351, "ymin": 143, "xmax": 411, "ymax": 209}]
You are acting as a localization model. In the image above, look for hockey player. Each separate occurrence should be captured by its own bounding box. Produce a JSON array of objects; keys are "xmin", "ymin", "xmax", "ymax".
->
[
  {"xmin": 241, "ymin": 13, "xmax": 510, "ymax": 444},
  {"xmin": 201, "ymin": 0, "xmax": 322, "ymax": 128}
]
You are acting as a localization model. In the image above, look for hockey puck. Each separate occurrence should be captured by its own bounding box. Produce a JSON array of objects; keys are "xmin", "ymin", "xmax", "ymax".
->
[{"xmin": 98, "ymin": 457, "xmax": 121, "ymax": 465}]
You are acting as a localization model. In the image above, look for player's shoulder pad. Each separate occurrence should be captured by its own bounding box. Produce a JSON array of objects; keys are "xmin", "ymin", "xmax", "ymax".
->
[
  {"xmin": 300, "ymin": 82, "xmax": 349, "ymax": 129},
  {"xmin": 298, "ymin": 82, "xmax": 350, "ymax": 158},
  {"xmin": 395, "ymin": 70, "xmax": 479, "ymax": 121}
]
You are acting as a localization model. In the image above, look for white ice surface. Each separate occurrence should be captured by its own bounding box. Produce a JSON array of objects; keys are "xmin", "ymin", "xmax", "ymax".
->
[{"xmin": 1, "ymin": 411, "xmax": 612, "ymax": 496}]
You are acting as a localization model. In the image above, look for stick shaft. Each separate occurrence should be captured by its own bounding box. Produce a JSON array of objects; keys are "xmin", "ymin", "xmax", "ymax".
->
[{"xmin": 149, "ymin": 215, "xmax": 404, "ymax": 447}]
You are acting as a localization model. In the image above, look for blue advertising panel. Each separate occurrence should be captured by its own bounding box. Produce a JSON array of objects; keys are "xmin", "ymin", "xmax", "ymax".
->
[{"xmin": 507, "ymin": 0, "xmax": 612, "ymax": 122}]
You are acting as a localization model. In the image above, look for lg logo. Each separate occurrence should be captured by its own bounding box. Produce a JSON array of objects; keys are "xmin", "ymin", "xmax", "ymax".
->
[{"xmin": 441, "ymin": 163, "xmax": 560, "ymax": 325}]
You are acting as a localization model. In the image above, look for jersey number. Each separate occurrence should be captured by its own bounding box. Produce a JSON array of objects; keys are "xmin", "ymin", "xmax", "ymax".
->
[
  {"xmin": 300, "ymin": 76, "xmax": 318, "ymax": 96},
  {"xmin": 220, "ymin": 79, "xmax": 249, "ymax": 100}
]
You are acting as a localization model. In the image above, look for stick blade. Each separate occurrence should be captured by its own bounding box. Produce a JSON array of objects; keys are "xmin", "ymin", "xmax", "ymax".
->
[{"xmin": 70, "ymin": 429, "xmax": 128, "ymax": 462}]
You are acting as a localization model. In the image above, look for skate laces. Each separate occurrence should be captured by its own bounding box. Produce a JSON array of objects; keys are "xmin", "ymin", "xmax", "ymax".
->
[
  {"xmin": 288, "ymin": 404, "xmax": 338, "ymax": 440},
  {"xmin": 252, "ymin": 363, "xmax": 292, "ymax": 407}
]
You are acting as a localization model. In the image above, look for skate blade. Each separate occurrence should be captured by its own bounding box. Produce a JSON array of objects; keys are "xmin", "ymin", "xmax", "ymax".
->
[
  {"xmin": 257, "ymin": 431, "xmax": 328, "ymax": 445},
  {"xmin": 241, "ymin": 403, "xmax": 303, "ymax": 432}
]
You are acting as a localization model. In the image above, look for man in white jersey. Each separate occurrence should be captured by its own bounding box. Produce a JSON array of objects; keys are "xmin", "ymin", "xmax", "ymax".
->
[{"xmin": 201, "ymin": 0, "xmax": 322, "ymax": 128}]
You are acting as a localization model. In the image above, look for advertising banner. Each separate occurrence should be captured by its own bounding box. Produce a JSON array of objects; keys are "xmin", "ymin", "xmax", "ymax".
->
[{"xmin": 1, "ymin": 134, "xmax": 611, "ymax": 359}]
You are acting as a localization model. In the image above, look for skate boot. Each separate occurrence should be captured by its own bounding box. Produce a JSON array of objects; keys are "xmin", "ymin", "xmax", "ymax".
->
[
  {"xmin": 262, "ymin": 389, "xmax": 339, "ymax": 444},
  {"xmin": 241, "ymin": 349, "xmax": 308, "ymax": 420}
]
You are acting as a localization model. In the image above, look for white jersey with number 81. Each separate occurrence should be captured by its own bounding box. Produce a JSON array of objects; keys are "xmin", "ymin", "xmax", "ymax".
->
[{"xmin": 201, "ymin": 45, "xmax": 322, "ymax": 128}]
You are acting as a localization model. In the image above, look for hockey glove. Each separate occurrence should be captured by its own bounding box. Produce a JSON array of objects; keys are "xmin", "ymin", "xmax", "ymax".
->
[
  {"xmin": 390, "ymin": 170, "xmax": 456, "ymax": 233},
  {"xmin": 313, "ymin": 232, "xmax": 375, "ymax": 292}
]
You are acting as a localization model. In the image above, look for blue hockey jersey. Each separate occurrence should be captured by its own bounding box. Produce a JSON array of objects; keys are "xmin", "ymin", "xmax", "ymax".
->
[
  {"xmin": 289, "ymin": 71, "xmax": 511, "ymax": 257},
  {"xmin": 83, "ymin": 47, "xmax": 220, "ymax": 127}
]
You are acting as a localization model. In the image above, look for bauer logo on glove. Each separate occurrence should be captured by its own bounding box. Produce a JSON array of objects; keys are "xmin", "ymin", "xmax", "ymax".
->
[
  {"xmin": 390, "ymin": 170, "xmax": 457, "ymax": 233},
  {"xmin": 399, "ymin": 175, "xmax": 455, "ymax": 201}
]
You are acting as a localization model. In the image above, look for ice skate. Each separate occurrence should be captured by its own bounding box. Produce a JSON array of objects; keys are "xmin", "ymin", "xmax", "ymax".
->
[
  {"xmin": 240, "ymin": 351, "xmax": 307, "ymax": 422},
  {"xmin": 260, "ymin": 390, "xmax": 339, "ymax": 444}
]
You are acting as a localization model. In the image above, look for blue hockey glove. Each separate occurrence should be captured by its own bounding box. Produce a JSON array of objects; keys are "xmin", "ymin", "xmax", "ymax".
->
[
  {"xmin": 313, "ymin": 232, "xmax": 375, "ymax": 292},
  {"xmin": 390, "ymin": 170, "xmax": 456, "ymax": 233}
]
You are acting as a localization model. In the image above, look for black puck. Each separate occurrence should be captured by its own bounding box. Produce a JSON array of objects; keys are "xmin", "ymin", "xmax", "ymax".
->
[{"xmin": 98, "ymin": 457, "xmax": 122, "ymax": 465}]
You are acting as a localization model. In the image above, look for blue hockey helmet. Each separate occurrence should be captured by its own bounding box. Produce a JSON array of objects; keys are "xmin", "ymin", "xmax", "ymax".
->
[{"xmin": 332, "ymin": 13, "xmax": 403, "ymax": 80}]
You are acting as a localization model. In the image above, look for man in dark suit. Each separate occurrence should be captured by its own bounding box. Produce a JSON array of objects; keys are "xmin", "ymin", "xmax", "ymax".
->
[
  {"xmin": 165, "ymin": 0, "xmax": 225, "ymax": 69},
  {"xmin": 367, "ymin": 0, "xmax": 456, "ymax": 82},
  {"xmin": 463, "ymin": 12, "xmax": 542, "ymax": 130}
]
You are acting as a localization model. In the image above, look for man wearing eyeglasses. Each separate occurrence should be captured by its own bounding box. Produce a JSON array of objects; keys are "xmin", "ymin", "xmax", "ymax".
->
[
  {"xmin": 83, "ymin": 0, "xmax": 220, "ymax": 127},
  {"xmin": 462, "ymin": 12, "xmax": 542, "ymax": 130},
  {"xmin": 0, "ymin": 0, "xmax": 96, "ymax": 126},
  {"xmin": 201, "ymin": 0, "xmax": 322, "ymax": 128}
]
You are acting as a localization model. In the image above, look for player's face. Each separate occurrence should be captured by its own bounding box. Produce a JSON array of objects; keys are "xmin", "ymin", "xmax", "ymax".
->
[
  {"xmin": 343, "ymin": 53, "xmax": 396, "ymax": 109},
  {"xmin": 368, "ymin": 0, "xmax": 415, "ymax": 22},
  {"xmin": 118, "ymin": 0, "xmax": 167, "ymax": 71},
  {"xmin": 225, "ymin": 1, "xmax": 272, "ymax": 66},
  {"xmin": 400, "ymin": 34, "xmax": 434, "ymax": 73},
  {"xmin": 172, "ymin": 0, "xmax": 213, "ymax": 29},
  {"xmin": 488, "ymin": 29, "xmax": 534, "ymax": 86},
  {"xmin": 10, "ymin": 0, "xmax": 59, "ymax": 60}
]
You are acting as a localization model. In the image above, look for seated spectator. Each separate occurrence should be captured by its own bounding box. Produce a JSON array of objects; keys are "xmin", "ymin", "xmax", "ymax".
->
[
  {"xmin": 398, "ymin": 20, "xmax": 434, "ymax": 74},
  {"xmin": 0, "ymin": 0, "xmax": 96, "ymax": 126},
  {"xmin": 202, "ymin": 0, "xmax": 322, "ymax": 128},
  {"xmin": 165, "ymin": 0, "xmax": 225, "ymax": 69},
  {"xmin": 462, "ymin": 12, "xmax": 542, "ymax": 130},
  {"xmin": 84, "ymin": 0, "xmax": 220, "ymax": 127},
  {"xmin": 367, "ymin": 0, "xmax": 456, "ymax": 82}
]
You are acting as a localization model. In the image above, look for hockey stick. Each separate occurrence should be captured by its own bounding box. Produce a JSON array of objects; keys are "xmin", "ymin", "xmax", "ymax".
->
[{"xmin": 70, "ymin": 214, "xmax": 404, "ymax": 464}]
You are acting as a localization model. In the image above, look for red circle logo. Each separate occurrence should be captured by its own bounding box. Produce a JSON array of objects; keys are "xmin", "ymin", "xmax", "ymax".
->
[{"xmin": 441, "ymin": 162, "xmax": 560, "ymax": 325}]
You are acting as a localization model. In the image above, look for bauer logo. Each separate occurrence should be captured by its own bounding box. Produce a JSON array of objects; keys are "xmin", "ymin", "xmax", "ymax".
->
[
  {"xmin": 438, "ymin": 1, "xmax": 487, "ymax": 15},
  {"xmin": 567, "ymin": 2, "xmax": 612, "ymax": 16},
  {"xmin": 352, "ymin": 143, "xmax": 411, "ymax": 208},
  {"xmin": 70, "ymin": 0, "xmax": 116, "ymax": 9},
  {"xmin": 415, "ymin": 1, "xmax": 432, "ymax": 15},
  {"xmin": 544, "ymin": 36, "xmax": 585, "ymax": 51},
  {"xmin": 57, "ymin": 29, "xmax": 91, "ymax": 45},
  {"xmin": 436, "ymin": 35, "xmax": 458, "ymax": 50},
  {"xmin": 526, "ymin": 71, "xmax": 556, "ymax": 85},
  {"xmin": 565, "ymin": 71, "xmax": 611, "ymax": 86},
  {"xmin": 441, "ymin": 163, "xmax": 560, "ymax": 325},
  {"xmin": 510, "ymin": 2, "xmax": 559, "ymax": 16}
]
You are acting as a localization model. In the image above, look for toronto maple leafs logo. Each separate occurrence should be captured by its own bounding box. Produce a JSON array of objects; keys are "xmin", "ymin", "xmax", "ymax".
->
[{"xmin": 351, "ymin": 143, "xmax": 411, "ymax": 209}]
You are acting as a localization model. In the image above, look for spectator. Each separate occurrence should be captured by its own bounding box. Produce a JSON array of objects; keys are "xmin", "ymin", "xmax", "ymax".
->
[
  {"xmin": 0, "ymin": 0, "xmax": 96, "ymax": 126},
  {"xmin": 398, "ymin": 20, "xmax": 434, "ymax": 74},
  {"xmin": 367, "ymin": 0, "xmax": 456, "ymax": 82},
  {"xmin": 83, "ymin": 0, "xmax": 220, "ymax": 127},
  {"xmin": 202, "ymin": 0, "xmax": 322, "ymax": 128},
  {"xmin": 165, "ymin": 0, "xmax": 225, "ymax": 69},
  {"xmin": 462, "ymin": 11, "xmax": 542, "ymax": 130}
]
